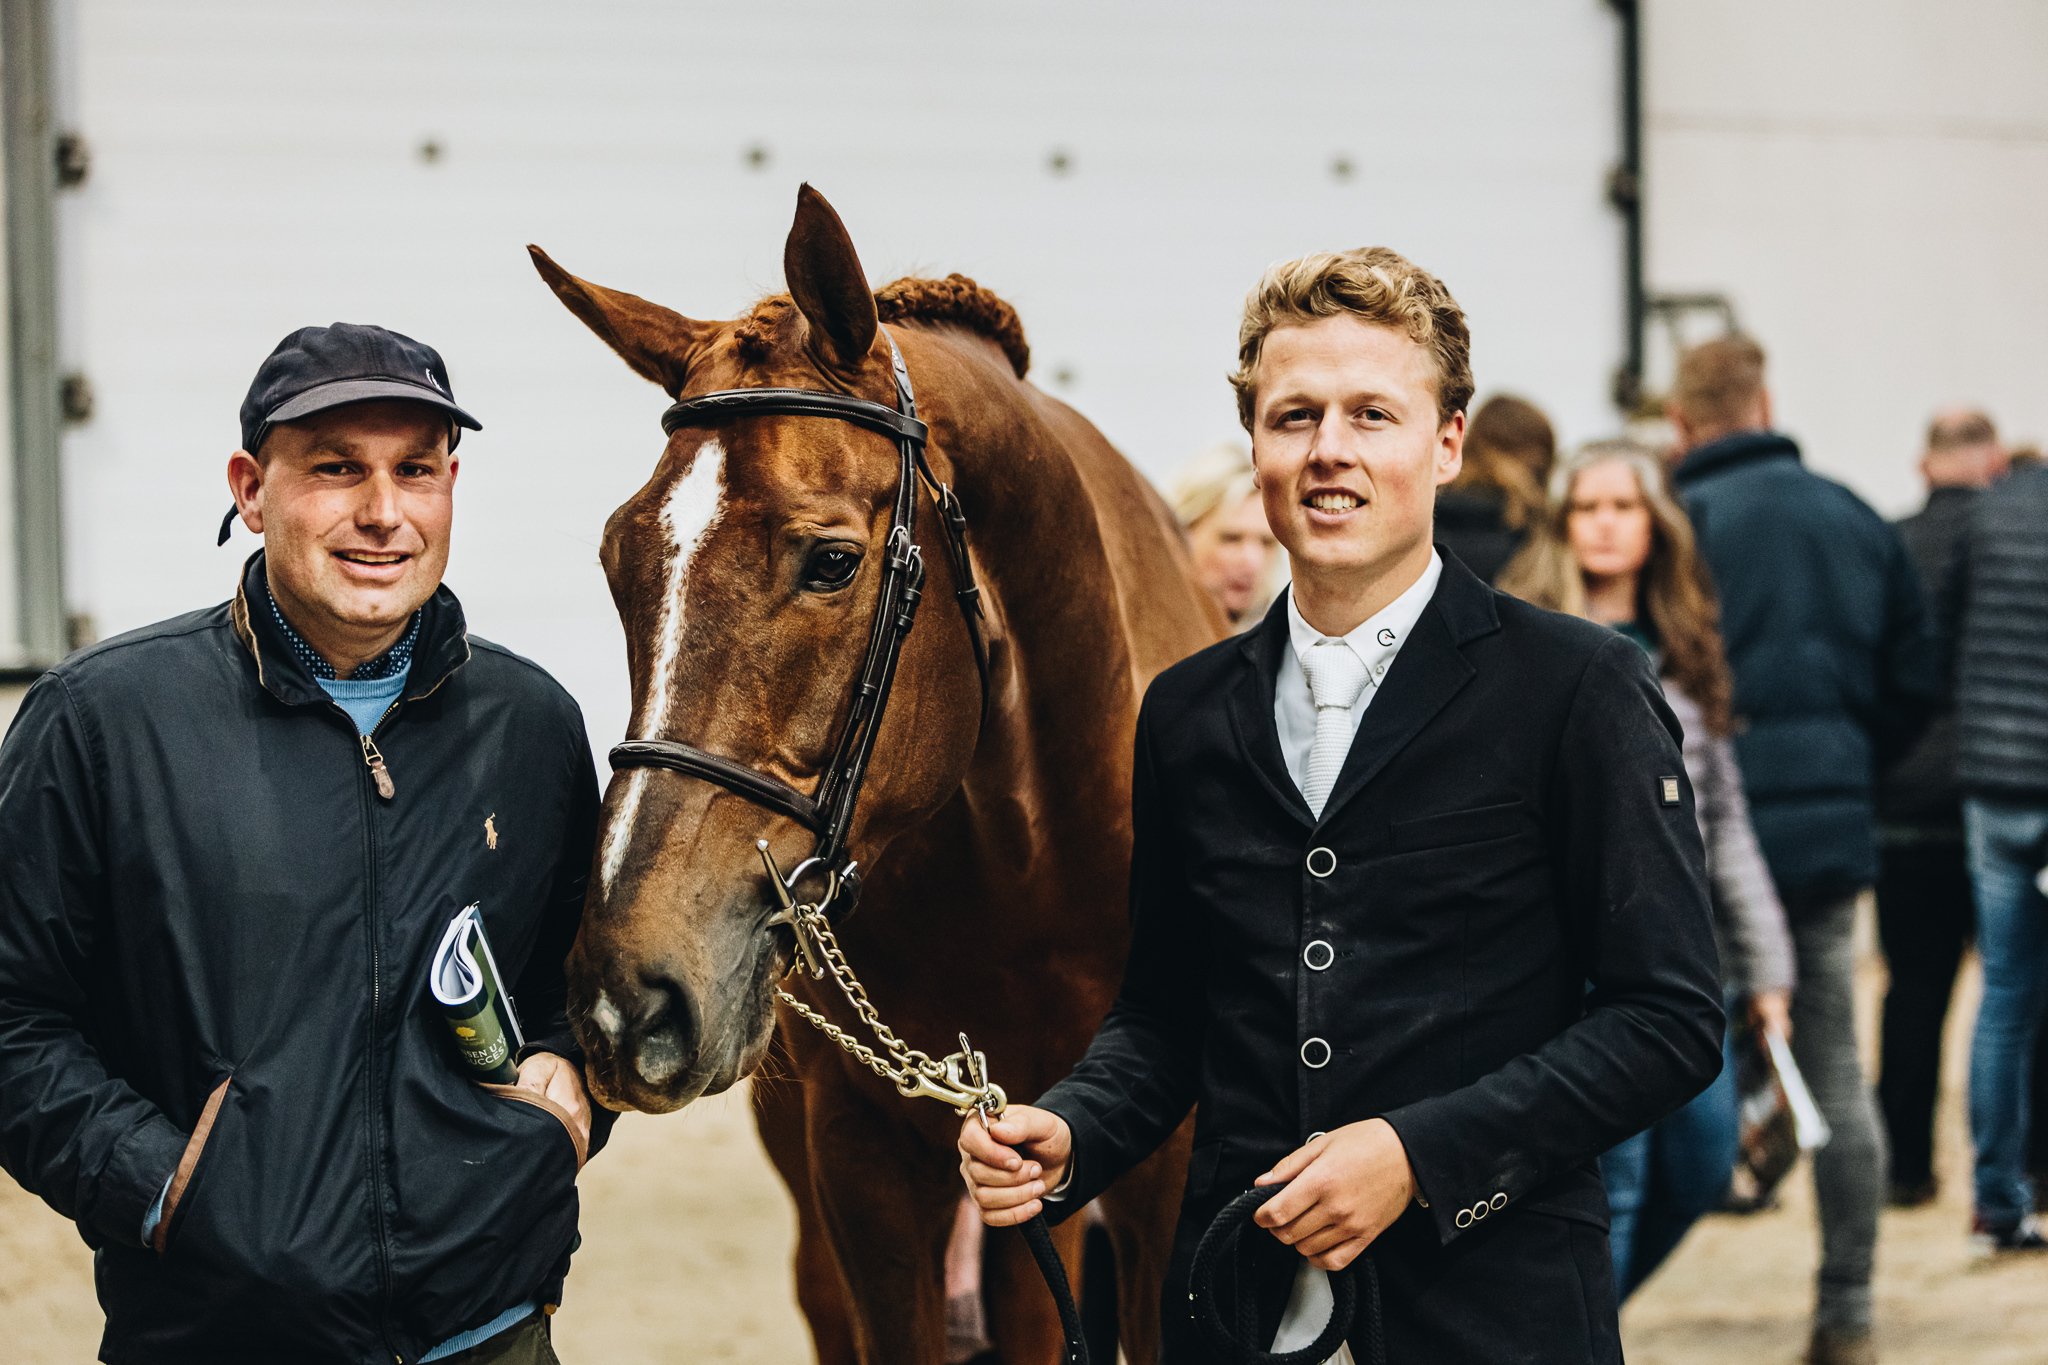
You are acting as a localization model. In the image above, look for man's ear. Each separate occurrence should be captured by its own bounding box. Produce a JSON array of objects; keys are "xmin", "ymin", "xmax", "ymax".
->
[
  {"xmin": 1435, "ymin": 411, "xmax": 1467, "ymax": 487},
  {"xmin": 1665, "ymin": 401, "xmax": 1696, "ymax": 455},
  {"xmin": 1756, "ymin": 388, "xmax": 1774, "ymax": 432},
  {"xmin": 227, "ymin": 450, "xmax": 265, "ymax": 535},
  {"xmin": 784, "ymin": 184, "xmax": 879, "ymax": 373}
]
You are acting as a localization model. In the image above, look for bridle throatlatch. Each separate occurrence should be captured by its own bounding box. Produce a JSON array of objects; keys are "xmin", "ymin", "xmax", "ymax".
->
[{"xmin": 604, "ymin": 333, "xmax": 1097, "ymax": 1354}]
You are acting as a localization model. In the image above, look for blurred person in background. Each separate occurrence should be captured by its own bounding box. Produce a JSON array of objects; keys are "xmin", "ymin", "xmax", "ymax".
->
[
  {"xmin": 1875, "ymin": 409, "xmax": 2008, "ymax": 1209},
  {"xmin": 1433, "ymin": 392, "xmax": 1553, "ymax": 583},
  {"xmin": 1946, "ymin": 440, "xmax": 2048, "ymax": 1254},
  {"xmin": 1501, "ymin": 440, "xmax": 1795, "ymax": 1298},
  {"xmin": 1667, "ymin": 335, "xmax": 1936, "ymax": 1365},
  {"xmin": 1171, "ymin": 441, "xmax": 1283, "ymax": 628},
  {"xmin": 2007, "ymin": 443, "xmax": 2043, "ymax": 470}
]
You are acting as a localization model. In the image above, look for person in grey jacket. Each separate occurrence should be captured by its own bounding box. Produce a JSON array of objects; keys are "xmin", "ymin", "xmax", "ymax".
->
[
  {"xmin": 1947, "ymin": 454, "xmax": 2048, "ymax": 1253},
  {"xmin": 1501, "ymin": 439, "xmax": 1794, "ymax": 1296}
]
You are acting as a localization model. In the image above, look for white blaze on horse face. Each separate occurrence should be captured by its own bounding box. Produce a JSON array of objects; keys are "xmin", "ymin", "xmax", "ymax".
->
[{"xmin": 600, "ymin": 439, "xmax": 729, "ymax": 899}]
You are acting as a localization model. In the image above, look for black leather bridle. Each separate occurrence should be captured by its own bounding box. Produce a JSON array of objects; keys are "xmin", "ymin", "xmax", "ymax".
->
[{"xmin": 606, "ymin": 332, "xmax": 988, "ymax": 925}]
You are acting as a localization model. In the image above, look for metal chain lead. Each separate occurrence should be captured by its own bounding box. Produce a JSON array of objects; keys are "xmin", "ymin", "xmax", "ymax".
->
[{"xmin": 759, "ymin": 843, "xmax": 1005, "ymax": 1119}]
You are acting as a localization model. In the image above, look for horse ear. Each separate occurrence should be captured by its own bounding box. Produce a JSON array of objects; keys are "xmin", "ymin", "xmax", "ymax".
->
[
  {"xmin": 528, "ymin": 245, "xmax": 709, "ymax": 395},
  {"xmin": 783, "ymin": 184, "xmax": 879, "ymax": 372}
]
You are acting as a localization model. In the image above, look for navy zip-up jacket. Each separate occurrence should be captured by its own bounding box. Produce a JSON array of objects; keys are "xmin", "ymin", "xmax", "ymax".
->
[
  {"xmin": 0, "ymin": 552, "xmax": 607, "ymax": 1364},
  {"xmin": 1671, "ymin": 431, "xmax": 1936, "ymax": 899}
]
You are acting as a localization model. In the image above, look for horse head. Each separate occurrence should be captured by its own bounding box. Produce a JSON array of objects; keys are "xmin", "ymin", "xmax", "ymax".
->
[{"xmin": 534, "ymin": 187, "xmax": 990, "ymax": 1113}]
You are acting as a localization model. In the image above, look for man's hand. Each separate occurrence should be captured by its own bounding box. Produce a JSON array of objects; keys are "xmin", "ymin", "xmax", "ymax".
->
[
  {"xmin": 1749, "ymin": 989, "xmax": 1792, "ymax": 1045},
  {"xmin": 958, "ymin": 1105, "xmax": 1072, "ymax": 1227},
  {"xmin": 1252, "ymin": 1118, "xmax": 1415, "ymax": 1271},
  {"xmin": 516, "ymin": 1052, "xmax": 592, "ymax": 1147}
]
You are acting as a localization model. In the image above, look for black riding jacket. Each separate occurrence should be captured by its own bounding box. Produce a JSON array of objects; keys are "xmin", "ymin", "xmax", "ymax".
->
[{"xmin": 0, "ymin": 553, "xmax": 604, "ymax": 1364}]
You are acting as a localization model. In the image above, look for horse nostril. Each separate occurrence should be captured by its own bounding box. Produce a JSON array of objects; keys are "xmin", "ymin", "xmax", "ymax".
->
[{"xmin": 625, "ymin": 975, "xmax": 702, "ymax": 1088}]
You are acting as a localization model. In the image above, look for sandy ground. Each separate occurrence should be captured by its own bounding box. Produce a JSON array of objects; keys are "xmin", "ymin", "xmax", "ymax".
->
[{"xmin": 2, "ymin": 672, "xmax": 2040, "ymax": 1362}]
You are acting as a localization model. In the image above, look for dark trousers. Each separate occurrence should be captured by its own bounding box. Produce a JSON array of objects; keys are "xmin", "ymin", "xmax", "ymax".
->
[
  {"xmin": 1877, "ymin": 837, "xmax": 2048, "ymax": 1195},
  {"xmin": 1876, "ymin": 839, "xmax": 1974, "ymax": 1189}
]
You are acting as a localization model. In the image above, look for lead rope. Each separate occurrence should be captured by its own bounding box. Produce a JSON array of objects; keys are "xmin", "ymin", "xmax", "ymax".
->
[{"xmin": 1189, "ymin": 1185, "xmax": 1381, "ymax": 1365}]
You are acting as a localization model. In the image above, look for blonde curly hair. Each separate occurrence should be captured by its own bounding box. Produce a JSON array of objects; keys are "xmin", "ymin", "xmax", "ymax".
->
[{"xmin": 1229, "ymin": 246, "xmax": 1473, "ymax": 431}]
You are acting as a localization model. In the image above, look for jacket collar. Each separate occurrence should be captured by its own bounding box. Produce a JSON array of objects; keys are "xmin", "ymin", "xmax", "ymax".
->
[
  {"xmin": 229, "ymin": 549, "xmax": 473, "ymax": 709},
  {"xmin": 1671, "ymin": 429, "xmax": 1802, "ymax": 487},
  {"xmin": 1225, "ymin": 545, "xmax": 1500, "ymax": 829}
]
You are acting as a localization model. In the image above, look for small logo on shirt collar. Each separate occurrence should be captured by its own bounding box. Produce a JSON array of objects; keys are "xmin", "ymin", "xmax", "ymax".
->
[{"xmin": 1377, "ymin": 628, "xmax": 1396, "ymax": 646}]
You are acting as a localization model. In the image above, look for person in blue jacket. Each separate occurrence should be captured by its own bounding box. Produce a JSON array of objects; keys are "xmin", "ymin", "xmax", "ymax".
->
[
  {"xmin": 0, "ymin": 324, "xmax": 608, "ymax": 1364},
  {"xmin": 1666, "ymin": 334, "xmax": 1936, "ymax": 1365}
]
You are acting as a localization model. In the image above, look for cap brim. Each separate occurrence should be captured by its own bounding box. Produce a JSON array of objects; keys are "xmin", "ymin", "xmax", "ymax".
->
[{"xmin": 266, "ymin": 378, "xmax": 482, "ymax": 432}]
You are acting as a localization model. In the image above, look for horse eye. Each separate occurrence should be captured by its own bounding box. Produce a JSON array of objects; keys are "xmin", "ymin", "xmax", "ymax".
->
[{"xmin": 805, "ymin": 545, "xmax": 860, "ymax": 590}]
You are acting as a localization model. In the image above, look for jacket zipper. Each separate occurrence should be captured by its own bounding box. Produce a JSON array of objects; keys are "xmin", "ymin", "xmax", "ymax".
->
[{"xmin": 358, "ymin": 698, "xmax": 403, "ymax": 1360}]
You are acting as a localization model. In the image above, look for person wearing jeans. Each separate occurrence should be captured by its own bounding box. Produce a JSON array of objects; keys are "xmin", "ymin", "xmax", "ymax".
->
[
  {"xmin": 1500, "ymin": 440, "xmax": 1795, "ymax": 1297},
  {"xmin": 1949, "ymin": 457, "xmax": 2048, "ymax": 1252}
]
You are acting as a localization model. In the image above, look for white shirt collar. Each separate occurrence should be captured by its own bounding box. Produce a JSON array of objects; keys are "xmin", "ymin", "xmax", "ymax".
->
[{"xmin": 1284, "ymin": 550, "xmax": 1443, "ymax": 684}]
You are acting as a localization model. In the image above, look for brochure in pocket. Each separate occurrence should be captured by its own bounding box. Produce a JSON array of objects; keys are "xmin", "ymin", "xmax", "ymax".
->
[{"xmin": 431, "ymin": 903, "xmax": 525, "ymax": 1084}]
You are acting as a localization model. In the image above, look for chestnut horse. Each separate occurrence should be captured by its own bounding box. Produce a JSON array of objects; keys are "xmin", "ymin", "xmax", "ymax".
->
[{"xmin": 533, "ymin": 186, "xmax": 1219, "ymax": 1363}]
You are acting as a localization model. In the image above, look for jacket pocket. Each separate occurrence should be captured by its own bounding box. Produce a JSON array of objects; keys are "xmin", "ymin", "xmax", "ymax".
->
[
  {"xmin": 481, "ymin": 1083, "xmax": 588, "ymax": 1172},
  {"xmin": 154, "ymin": 1076, "xmax": 230, "ymax": 1255},
  {"xmin": 1390, "ymin": 799, "xmax": 1525, "ymax": 853}
]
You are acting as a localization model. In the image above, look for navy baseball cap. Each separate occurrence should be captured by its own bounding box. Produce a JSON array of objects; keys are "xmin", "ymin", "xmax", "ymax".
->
[{"xmin": 221, "ymin": 322, "xmax": 481, "ymax": 545}]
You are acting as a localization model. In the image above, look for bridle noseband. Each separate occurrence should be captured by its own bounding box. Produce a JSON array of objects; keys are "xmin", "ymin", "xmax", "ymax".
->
[{"xmin": 607, "ymin": 332, "xmax": 988, "ymax": 928}]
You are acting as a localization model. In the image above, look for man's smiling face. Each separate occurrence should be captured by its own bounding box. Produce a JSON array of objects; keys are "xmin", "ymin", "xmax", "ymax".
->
[
  {"xmin": 238, "ymin": 399, "xmax": 457, "ymax": 664},
  {"xmin": 1251, "ymin": 313, "xmax": 1463, "ymax": 598}
]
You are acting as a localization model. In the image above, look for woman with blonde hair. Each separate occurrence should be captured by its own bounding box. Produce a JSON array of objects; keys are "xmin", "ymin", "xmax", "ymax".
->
[
  {"xmin": 1501, "ymin": 439, "xmax": 1796, "ymax": 1298},
  {"xmin": 1168, "ymin": 441, "xmax": 1281, "ymax": 627}
]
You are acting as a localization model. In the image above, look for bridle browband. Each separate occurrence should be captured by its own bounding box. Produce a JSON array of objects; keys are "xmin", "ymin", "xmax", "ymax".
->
[{"xmin": 606, "ymin": 332, "xmax": 988, "ymax": 925}]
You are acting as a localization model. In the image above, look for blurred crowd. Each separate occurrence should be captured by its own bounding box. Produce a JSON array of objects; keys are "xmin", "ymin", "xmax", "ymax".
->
[{"xmin": 1164, "ymin": 336, "xmax": 2048, "ymax": 1364}]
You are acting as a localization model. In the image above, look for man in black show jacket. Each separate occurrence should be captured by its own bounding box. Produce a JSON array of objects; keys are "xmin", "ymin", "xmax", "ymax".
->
[
  {"xmin": 0, "ymin": 324, "xmax": 608, "ymax": 1364},
  {"xmin": 960, "ymin": 250, "xmax": 1724, "ymax": 1362}
]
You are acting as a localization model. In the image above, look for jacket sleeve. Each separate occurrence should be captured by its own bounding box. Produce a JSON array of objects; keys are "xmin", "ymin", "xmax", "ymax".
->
[
  {"xmin": 1699, "ymin": 731, "xmax": 1795, "ymax": 995},
  {"xmin": 1871, "ymin": 521, "xmax": 1939, "ymax": 769},
  {"xmin": 1382, "ymin": 635, "xmax": 1726, "ymax": 1244},
  {"xmin": 1033, "ymin": 694, "xmax": 1206, "ymax": 1220},
  {"xmin": 0, "ymin": 674, "xmax": 189, "ymax": 1247},
  {"xmin": 509, "ymin": 701, "xmax": 616, "ymax": 1156}
]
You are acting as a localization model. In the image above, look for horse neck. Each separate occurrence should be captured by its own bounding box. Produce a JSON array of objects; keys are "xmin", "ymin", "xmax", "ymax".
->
[{"xmin": 941, "ymin": 378, "xmax": 1204, "ymax": 865}]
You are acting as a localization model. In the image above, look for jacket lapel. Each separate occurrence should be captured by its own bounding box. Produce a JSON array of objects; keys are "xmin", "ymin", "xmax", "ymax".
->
[
  {"xmin": 1314, "ymin": 551, "xmax": 1500, "ymax": 826},
  {"xmin": 1224, "ymin": 595, "xmax": 1315, "ymax": 828}
]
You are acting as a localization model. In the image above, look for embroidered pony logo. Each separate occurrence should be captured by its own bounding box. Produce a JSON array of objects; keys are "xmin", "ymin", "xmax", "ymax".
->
[{"xmin": 485, "ymin": 814, "xmax": 499, "ymax": 850}]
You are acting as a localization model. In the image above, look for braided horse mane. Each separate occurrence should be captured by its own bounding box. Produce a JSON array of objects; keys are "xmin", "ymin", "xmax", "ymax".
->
[{"xmin": 734, "ymin": 273, "xmax": 1030, "ymax": 379}]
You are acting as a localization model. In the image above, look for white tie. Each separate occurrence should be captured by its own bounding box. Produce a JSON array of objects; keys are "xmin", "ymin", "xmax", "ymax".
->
[{"xmin": 1299, "ymin": 640, "xmax": 1371, "ymax": 818}]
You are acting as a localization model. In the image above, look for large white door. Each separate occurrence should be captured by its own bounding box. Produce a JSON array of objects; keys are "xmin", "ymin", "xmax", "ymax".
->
[{"xmin": 59, "ymin": 0, "xmax": 1626, "ymax": 750}]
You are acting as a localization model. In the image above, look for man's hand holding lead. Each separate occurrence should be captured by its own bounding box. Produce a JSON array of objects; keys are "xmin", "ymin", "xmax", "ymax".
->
[
  {"xmin": 1252, "ymin": 1117, "xmax": 1416, "ymax": 1270},
  {"xmin": 958, "ymin": 1104, "xmax": 1072, "ymax": 1227}
]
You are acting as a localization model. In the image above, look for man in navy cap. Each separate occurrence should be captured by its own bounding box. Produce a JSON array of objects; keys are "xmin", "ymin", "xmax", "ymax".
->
[{"xmin": 0, "ymin": 324, "xmax": 607, "ymax": 1363}]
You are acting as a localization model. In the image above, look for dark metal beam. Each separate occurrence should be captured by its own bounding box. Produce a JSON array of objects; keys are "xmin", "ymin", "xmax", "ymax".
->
[{"xmin": 1608, "ymin": 0, "xmax": 1645, "ymax": 413}]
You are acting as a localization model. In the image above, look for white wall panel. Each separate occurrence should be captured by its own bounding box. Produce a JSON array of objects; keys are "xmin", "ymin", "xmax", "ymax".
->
[
  {"xmin": 60, "ymin": 0, "xmax": 1624, "ymax": 750},
  {"xmin": 1645, "ymin": 0, "xmax": 2048, "ymax": 516}
]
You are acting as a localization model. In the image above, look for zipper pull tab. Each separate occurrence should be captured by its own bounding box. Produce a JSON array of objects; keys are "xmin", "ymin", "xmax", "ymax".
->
[{"xmin": 360, "ymin": 735, "xmax": 395, "ymax": 800}]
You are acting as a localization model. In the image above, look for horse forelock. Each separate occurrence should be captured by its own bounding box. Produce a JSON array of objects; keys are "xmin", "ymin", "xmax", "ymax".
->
[{"xmin": 730, "ymin": 274, "xmax": 1029, "ymax": 378}]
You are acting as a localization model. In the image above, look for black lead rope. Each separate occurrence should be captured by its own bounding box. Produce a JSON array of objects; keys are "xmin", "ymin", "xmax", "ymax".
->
[
  {"xmin": 1020, "ymin": 1211, "xmax": 1091, "ymax": 1365},
  {"xmin": 1190, "ymin": 1185, "xmax": 1383, "ymax": 1365}
]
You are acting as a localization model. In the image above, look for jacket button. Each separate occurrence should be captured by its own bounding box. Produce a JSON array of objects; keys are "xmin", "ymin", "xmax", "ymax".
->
[
  {"xmin": 1490, "ymin": 1193, "xmax": 1507, "ymax": 1211},
  {"xmin": 1471, "ymin": 1200, "xmax": 1490, "ymax": 1222},
  {"xmin": 1300, "ymin": 1037, "xmax": 1331, "ymax": 1068},
  {"xmin": 1306, "ymin": 847, "xmax": 1337, "ymax": 878},
  {"xmin": 1303, "ymin": 939, "xmax": 1335, "ymax": 971},
  {"xmin": 1455, "ymin": 1208, "xmax": 1474, "ymax": 1229}
]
